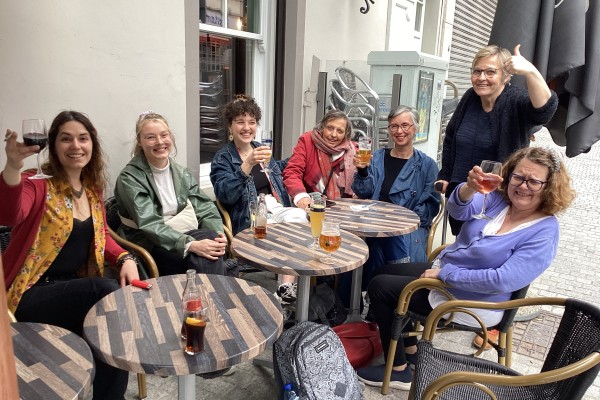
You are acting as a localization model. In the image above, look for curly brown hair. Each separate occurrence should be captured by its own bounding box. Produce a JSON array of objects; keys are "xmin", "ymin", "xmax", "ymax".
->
[
  {"xmin": 222, "ymin": 94, "xmax": 262, "ymax": 129},
  {"xmin": 42, "ymin": 111, "xmax": 108, "ymax": 193},
  {"xmin": 499, "ymin": 147, "xmax": 575, "ymax": 215}
]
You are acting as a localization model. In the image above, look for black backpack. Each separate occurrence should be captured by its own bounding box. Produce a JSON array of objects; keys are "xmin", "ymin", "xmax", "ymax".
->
[{"xmin": 273, "ymin": 321, "xmax": 363, "ymax": 400}]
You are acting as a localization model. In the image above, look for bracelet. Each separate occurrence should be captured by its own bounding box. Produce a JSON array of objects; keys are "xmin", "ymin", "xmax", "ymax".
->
[{"xmin": 117, "ymin": 253, "xmax": 137, "ymax": 268}]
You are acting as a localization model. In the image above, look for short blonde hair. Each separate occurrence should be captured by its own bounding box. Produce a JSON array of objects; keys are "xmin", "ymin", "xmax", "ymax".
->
[{"xmin": 472, "ymin": 45, "xmax": 512, "ymax": 82}]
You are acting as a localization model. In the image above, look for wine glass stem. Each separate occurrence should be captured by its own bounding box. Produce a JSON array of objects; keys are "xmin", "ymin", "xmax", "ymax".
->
[
  {"xmin": 480, "ymin": 193, "xmax": 488, "ymax": 215},
  {"xmin": 36, "ymin": 151, "xmax": 43, "ymax": 174}
]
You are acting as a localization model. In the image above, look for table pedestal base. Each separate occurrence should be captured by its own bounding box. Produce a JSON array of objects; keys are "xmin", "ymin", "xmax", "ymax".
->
[{"xmin": 178, "ymin": 374, "xmax": 195, "ymax": 400}]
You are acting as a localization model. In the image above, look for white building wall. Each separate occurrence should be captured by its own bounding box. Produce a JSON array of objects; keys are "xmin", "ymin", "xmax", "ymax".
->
[
  {"xmin": 0, "ymin": 0, "xmax": 192, "ymax": 193},
  {"xmin": 297, "ymin": 0, "xmax": 389, "ymax": 143}
]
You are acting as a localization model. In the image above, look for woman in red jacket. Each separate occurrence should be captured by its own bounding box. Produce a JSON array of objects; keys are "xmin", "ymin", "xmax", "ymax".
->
[
  {"xmin": 283, "ymin": 110, "xmax": 357, "ymax": 210},
  {"xmin": 1, "ymin": 111, "xmax": 138, "ymax": 400}
]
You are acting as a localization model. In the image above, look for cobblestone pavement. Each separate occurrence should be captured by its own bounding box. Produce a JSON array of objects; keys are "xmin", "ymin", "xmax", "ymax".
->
[{"xmin": 123, "ymin": 130, "xmax": 600, "ymax": 399}]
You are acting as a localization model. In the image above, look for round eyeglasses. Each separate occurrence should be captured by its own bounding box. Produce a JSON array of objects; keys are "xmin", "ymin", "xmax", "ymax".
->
[
  {"xmin": 387, "ymin": 123, "xmax": 413, "ymax": 133},
  {"xmin": 509, "ymin": 173, "xmax": 547, "ymax": 192}
]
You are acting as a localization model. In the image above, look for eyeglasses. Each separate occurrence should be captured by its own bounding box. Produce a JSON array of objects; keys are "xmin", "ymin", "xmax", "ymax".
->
[
  {"xmin": 387, "ymin": 123, "xmax": 413, "ymax": 133},
  {"xmin": 471, "ymin": 68, "xmax": 499, "ymax": 78},
  {"xmin": 509, "ymin": 173, "xmax": 547, "ymax": 192}
]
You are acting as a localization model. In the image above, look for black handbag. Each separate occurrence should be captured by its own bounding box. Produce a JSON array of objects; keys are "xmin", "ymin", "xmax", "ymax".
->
[{"xmin": 308, "ymin": 282, "xmax": 348, "ymax": 327}]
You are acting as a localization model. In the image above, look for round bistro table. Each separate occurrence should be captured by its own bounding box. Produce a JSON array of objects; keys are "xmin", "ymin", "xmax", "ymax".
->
[
  {"xmin": 231, "ymin": 222, "xmax": 369, "ymax": 322},
  {"xmin": 12, "ymin": 322, "xmax": 95, "ymax": 400},
  {"xmin": 318, "ymin": 198, "xmax": 420, "ymax": 319},
  {"xmin": 83, "ymin": 274, "xmax": 283, "ymax": 400}
]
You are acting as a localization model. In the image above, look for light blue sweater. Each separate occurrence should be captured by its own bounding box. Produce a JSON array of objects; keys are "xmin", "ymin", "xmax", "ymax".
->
[{"xmin": 439, "ymin": 183, "xmax": 559, "ymax": 303}]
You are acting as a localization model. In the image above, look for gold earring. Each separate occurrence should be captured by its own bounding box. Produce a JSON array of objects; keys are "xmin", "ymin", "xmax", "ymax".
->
[{"xmin": 228, "ymin": 131, "xmax": 233, "ymax": 141}]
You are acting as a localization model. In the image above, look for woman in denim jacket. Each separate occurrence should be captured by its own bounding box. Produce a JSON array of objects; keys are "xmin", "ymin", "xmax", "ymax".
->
[
  {"xmin": 351, "ymin": 106, "xmax": 440, "ymax": 290},
  {"xmin": 210, "ymin": 94, "xmax": 306, "ymax": 303}
]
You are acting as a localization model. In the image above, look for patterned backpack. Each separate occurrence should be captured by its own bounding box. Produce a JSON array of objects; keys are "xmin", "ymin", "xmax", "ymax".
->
[{"xmin": 273, "ymin": 321, "xmax": 363, "ymax": 400}]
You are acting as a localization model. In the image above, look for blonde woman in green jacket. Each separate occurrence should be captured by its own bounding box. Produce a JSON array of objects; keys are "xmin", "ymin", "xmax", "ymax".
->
[{"xmin": 115, "ymin": 112, "xmax": 226, "ymax": 276}]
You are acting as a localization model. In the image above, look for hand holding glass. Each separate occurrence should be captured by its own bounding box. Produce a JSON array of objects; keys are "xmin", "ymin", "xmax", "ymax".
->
[
  {"xmin": 357, "ymin": 136, "xmax": 372, "ymax": 164},
  {"xmin": 260, "ymin": 131, "xmax": 273, "ymax": 174},
  {"xmin": 23, "ymin": 119, "xmax": 52, "ymax": 179},
  {"xmin": 472, "ymin": 160, "xmax": 502, "ymax": 220},
  {"xmin": 319, "ymin": 220, "xmax": 341, "ymax": 264},
  {"xmin": 308, "ymin": 196, "xmax": 326, "ymax": 249}
]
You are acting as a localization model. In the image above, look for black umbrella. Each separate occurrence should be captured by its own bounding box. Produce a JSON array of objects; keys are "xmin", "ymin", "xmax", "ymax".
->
[{"xmin": 489, "ymin": 0, "xmax": 600, "ymax": 157}]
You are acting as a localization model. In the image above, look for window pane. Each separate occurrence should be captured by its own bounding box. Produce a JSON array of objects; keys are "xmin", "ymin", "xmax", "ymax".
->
[
  {"xmin": 200, "ymin": 0, "xmax": 260, "ymax": 33},
  {"xmin": 199, "ymin": 33, "xmax": 253, "ymax": 164}
]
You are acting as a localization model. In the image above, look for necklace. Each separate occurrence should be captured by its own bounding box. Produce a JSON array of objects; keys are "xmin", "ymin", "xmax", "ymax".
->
[
  {"xmin": 72, "ymin": 186, "xmax": 85, "ymax": 199},
  {"xmin": 237, "ymin": 146, "xmax": 251, "ymax": 159}
]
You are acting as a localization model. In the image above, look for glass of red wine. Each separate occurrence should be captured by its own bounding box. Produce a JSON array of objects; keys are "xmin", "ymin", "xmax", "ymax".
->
[
  {"xmin": 23, "ymin": 119, "xmax": 52, "ymax": 179},
  {"xmin": 472, "ymin": 160, "xmax": 502, "ymax": 220}
]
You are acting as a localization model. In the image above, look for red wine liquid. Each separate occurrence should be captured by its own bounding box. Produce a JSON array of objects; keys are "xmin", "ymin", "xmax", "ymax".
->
[{"xmin": 23, "ymin": 133, "xmax": 48, "ymax": 151}]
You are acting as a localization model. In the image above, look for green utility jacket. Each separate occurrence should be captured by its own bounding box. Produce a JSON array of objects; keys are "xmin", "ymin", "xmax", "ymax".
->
[{"xmin": 114, "ymin": 153, "xmax": 223, "ymax": 256}]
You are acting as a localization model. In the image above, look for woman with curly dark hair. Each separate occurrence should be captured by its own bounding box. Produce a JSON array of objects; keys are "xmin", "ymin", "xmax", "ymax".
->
[{"xmin": 210, "ymin": 94, "xmax": 306, "ymax": 304}]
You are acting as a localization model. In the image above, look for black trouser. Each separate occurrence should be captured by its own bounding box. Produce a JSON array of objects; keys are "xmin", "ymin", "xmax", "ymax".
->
[
  {"xmin": 15, "ymin": 277, "xmax": 129, "ymax": 400},
  {"xmin": 368, "ymin": 262, "xmax": 433, "ymax": 366},
  {"xmin": 151, "ymin": 229, "xmax": 225, "ymax": 276}
]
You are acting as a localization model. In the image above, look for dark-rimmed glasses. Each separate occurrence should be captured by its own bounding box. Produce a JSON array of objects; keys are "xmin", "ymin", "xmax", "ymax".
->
[
  {"xmin": 387, "ymin": 123, "xmax": 413, "ymax": 133},
  {"xmin": 471, "ymin": 68, "xmax": 498, "ymax": 78},
  {"xmin": 509, "ymin": 173, "xmax": 547, "ymax": 192}
]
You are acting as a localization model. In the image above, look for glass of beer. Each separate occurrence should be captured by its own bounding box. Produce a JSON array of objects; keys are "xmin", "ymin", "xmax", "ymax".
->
[
  {"xmin": 472, "ymin": 160, "xmax": 503, "ymax": 220},
  {"xmin": 183, "ymin": 306, "xmax": 208, "ymax": 355},
  {"xmin": 319, "ymin": 220, "xmax": 341, "ymax": 264},
  {"xmin": 260, "ymin": 130, "xmax": 273, "ymax": 174},
  {"xmin": 358, "ymin": 136, "xmax": 372, "ymax": 164},
  {"xmin": 308, "ymin": 195, "xmax": 326, "ymax": 249}
]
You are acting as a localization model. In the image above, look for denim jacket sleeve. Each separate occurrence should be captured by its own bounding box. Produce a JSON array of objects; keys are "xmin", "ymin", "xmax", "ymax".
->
[
  {"xmin": 351, "ymin": 149, "xmax": 385, "ymax": 199},
  {"xmin": 210, "ymin": 147, "xmax": 252, "ymax": 205}
]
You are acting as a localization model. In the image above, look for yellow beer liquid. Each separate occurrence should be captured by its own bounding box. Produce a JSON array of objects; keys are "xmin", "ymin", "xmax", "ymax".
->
[
  {"xmin": 310, "ymin": 205, "xmax": 325, "ymax": 238},
  {"xmin": 319, "ymin": 233, "xmax": 341, "ymax": 253},
  {"xmin": 358, "ymin": 149, "xmax": 372, "ymax": 163}
]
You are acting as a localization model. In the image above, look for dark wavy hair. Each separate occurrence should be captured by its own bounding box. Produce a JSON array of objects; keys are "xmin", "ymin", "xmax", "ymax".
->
[
  {"xmin": 222, "ymin": 94, "xmax": 262, "ymax": 129},
  {"xmin": 42, "ymin": 111, "xmax": 108, "ymax": 193},
  {"xmin": 499, "ymin": 147, "xmax": 575, "ymax": 215}
]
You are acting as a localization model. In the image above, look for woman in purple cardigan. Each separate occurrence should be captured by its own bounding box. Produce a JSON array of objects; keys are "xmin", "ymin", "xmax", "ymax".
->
[{"xmin": 357, "ymin": 147, "xmax": 575, "ymax": 390}]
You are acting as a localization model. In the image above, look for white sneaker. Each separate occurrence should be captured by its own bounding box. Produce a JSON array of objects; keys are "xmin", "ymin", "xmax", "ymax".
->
[{"xmin": 276, "ymin": 283, "xmax": 297, "ymax": 304}]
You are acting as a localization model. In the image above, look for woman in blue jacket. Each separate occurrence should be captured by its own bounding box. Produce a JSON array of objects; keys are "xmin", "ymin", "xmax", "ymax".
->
[{"xmin": 352, "ymin": 106, "xmax": 440, "ymax": 285}]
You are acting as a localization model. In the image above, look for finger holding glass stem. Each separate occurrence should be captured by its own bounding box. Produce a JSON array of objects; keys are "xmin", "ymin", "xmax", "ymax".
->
[{"xmin": 466, "ymin": 160, "xmax": 503, "ymax": 220}]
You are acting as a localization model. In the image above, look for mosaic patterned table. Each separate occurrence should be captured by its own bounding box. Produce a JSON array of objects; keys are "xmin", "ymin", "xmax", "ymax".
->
[
  {"xmin": 325, "ymin": 198, "xmax": 420, "ymax": 238},
  {"xmin": 83, "ymin": 274, "xmax": 283, "ymax": 400},
  {"xmin": 231, "ymin": 223, "xmax": 369, "ymax": 321},
  {"xmin": 12, "ymin": 322, "xmax": 94, "ymax": 400}
]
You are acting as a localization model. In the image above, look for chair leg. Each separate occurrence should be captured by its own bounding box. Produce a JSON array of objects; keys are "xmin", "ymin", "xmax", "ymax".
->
[
  {"xmin": 381, "ymin": 339, "xmax": 399, "ymax": 395},
  {"xmin": 497, "ymin": 331, "xmax": 507, "ymax": 366},
  {"xmin": 137, "ymin": 373, "xmax": 147, "ymax": 399},
  {"xmin": 505, "ymin": 327, "xmax": 514, "ymax": 367}
]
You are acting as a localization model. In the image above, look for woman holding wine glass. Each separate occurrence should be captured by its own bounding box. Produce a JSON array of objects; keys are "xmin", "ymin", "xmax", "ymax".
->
[
  {"xmin": 356, "ymin": 147, "xmax": 575, "ymax": 390},
  {"xmin": 210, "ymin": 94, "xmax": 306, "ymax": 305},
  {"xmin": 1, "ymin": 110, "xmax": 139, "ymax": 399}
]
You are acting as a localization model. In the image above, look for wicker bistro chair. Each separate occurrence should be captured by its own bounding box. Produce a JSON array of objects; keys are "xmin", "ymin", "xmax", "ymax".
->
[
  {"xmin": 381, "ymin": 277, "xmax": 529, "ymax": 394},
  {"xmin": 409, "ymin": 297, "xmax": 600, "ymax": 400},
  {"xmin": 104, "ymin": 197, "xmax": 159, "ymax": 280}
]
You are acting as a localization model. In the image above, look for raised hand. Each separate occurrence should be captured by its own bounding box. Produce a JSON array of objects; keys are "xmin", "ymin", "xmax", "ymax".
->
[{"xmin": 504, "ymin": 44, "xmax": 537, "ymax": 77}]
